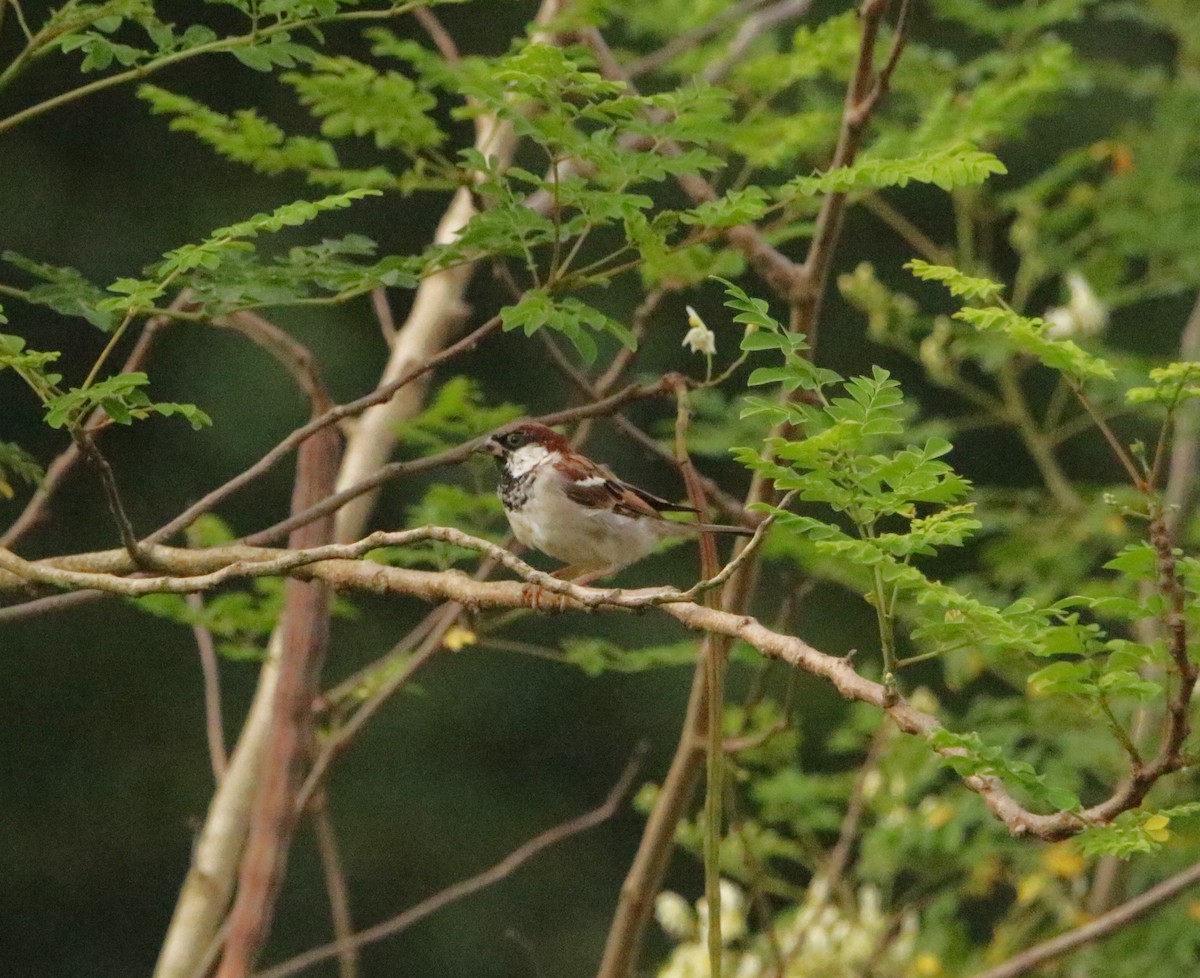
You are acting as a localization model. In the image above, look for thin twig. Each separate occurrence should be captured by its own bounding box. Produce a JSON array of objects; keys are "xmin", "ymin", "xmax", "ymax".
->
[
  {"xmin": 625, "ymin": 0, "xmax": 773, "ymax": 78},
  {"xmin": 188, "ymin": 592, "xmax": 228, "ymax": 782},
  {"xmin": 310, "ymin": 796, "xmax": 358, "ymax": 978},
  {"xmin": 147, "ymin": 315, "xmax": 503, "ymax": 547},
  {"xmin": 823, "ymin": 721, "xmax": 888, "ymax": 890},
  {"xmin": 967, "ymin": 859, "xmax": 1200, "ymax": 978},
  {"xmin": 214, "ymin": 310, "xmax": 334, "ymax": 414},
  {"xmin": 1, "ymin": 304, "xmax": 172, "ymax": 550},
  {"xmin": 370, "ymin": 289, "xmax": 397, "ymax": 347},
  {"xmin": 252, "ymin": 746, "xmax": 647, "ymax": 978},
  {"xmin": 71, "ymin": 427, "xmax": 145, "ymax": 563},
  {"xmin": 295, "ymin": 602, "xmax": 461, "ymax": 814},
  {"xmin": 411, "ymin": 4, "xmax": 460, "ymax": 63},
  {"xmin": 701, "ymin": 0, "xmax": 817, "ymax": 85},
  {"xmin": 791, "ymin": 0, "xmax": 910, "ymax": 345}
]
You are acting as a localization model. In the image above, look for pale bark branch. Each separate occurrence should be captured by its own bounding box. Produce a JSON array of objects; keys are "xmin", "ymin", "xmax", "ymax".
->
[{"xmin": 0, "ymin": 527, "xmax": 1185, "ymax": 843}]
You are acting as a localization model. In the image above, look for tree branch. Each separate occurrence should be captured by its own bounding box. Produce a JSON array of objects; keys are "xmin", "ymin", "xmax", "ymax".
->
[
  {"xmin": 4, "ymin": 526, "xmax": 1178, "ymax": 845},
  {"xmin": 216, "ymin": 415, "xmax": 340, "ymax": 978},
  {"xmin": 252, "ymin": 746, "xmax": 646, "ymax": 978},
  {"xmin": 968, "ymin": 859, "xmax": 1200, "ymax": 978}
]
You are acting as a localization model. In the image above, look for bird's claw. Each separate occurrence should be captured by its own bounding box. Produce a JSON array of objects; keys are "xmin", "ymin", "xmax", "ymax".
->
[{"xmin": 522, "ymin": 580, "xmax": 570, "ymax": 614}]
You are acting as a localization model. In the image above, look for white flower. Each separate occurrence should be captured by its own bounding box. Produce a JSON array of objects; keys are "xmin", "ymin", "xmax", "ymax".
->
[
  {"xmin": 683, "ymin": 305, "xmax": 717, "ymax": 357},
  {"xmin": 656, "ymin": 891, "xmax": 697, "ymax": 940},
  {"xmin": 1043, "ymin": 272, "xmax": 1108, "ymax": 339},
  {"xmin": 695, "ymin": 879, "xmax": 748, "ymax": 944}
]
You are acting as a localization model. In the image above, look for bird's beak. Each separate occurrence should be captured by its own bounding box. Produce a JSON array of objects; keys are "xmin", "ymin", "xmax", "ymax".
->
[{"xmin": 476, "ymin": 435, "xmax": 504, "ymax": 458}]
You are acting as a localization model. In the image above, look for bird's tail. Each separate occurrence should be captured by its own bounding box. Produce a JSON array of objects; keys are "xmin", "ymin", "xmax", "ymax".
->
[{"xmin": 665, "ymin": 519, "xmax": 755, "ymax": 537}]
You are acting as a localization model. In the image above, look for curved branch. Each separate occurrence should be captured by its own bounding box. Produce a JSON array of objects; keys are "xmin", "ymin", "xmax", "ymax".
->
[{"xmin": 1, "ymin": 527, "xmax": 1173, "ymax": 843}]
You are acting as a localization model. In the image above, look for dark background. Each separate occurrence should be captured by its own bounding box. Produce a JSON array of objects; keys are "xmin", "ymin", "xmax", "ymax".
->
[{"xmin": 0, "ymin": 2, "xmax": 1191, "ymax": 976}]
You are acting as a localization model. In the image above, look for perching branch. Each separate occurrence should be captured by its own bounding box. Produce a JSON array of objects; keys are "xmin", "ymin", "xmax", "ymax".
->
[{"xmin": 0, "ymin": 527, "xmax": 1189, "ymax": 843}]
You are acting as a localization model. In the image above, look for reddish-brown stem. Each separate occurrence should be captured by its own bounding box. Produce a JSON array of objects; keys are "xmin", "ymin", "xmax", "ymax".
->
[
  {"xmin": 790, "ymin": 0, "xmax": 910, "ymax": 345},
  {"xmin": 215, "ymin": 419, "xmax": 340, "ymax": 978}
]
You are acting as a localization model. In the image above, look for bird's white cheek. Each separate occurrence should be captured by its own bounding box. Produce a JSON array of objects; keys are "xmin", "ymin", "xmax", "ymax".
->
[{"xmin": 507, "ymin": 444, "xmax": 550, "ymax": 479}]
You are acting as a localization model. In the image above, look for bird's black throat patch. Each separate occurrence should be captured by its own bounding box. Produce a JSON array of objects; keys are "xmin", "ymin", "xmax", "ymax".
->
[{"xmin": 498, "ymin": 467, "xmax": 533, "ymax": 512}]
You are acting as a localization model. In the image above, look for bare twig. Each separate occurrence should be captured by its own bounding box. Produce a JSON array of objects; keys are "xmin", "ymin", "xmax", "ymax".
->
[
  {"xmin": 823, "ymin": 721, "xmax": 888, "ymax": 889},
  {"xmin": 253, "ymin": 746, "xmax": 647, "ymax": 978},
  {"xmin": 411, "ymin": 4, "xmax": 460, "ymax": 64},
  {"xmin": 595, "ymin": 663, "xmax": 708, "ymax": 978},
  {"xmin": 214, "ymin": 311, "xmax": 334, "ymax": 415},
  {"xmin": 148, "ymin": 314, "xmax": 504, "ymax": 548},
  {"xmin": 790, "ymin": 0, "xmax": 911, "ymax": 344},
  {"xmin": 370, "ymin": 288, "xmax": 397, "ymax": 348},
  {"xmin": 294, "ymin": 601, "xmax": 461, "ymax": 814},
  {"xmin": 71, "ymin": 427, "xmax": 146, "ymax": 563},
  {"xmin": 310, "ymin": 796, "xmax": 358, "ymax": 978},
  {"xmin": 968, "ymin": 859, "xmax": 1200, "ymax": 978},
  {"xmin": 625, "ymin": 0, "xmax": 770, "ymax": 78},
  {"xmin": 701, "ymin": 0, "xmax": 817, "ymax": 85},
  {"xmin": 188, "ymin": 592, "xmax": 228, "ymax": 782}
]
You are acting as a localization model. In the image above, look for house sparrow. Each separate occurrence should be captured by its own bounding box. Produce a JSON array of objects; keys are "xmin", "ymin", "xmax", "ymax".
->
[{"xmin": 478, "ymin": 421, "xmax": 753, "ymax": 582}]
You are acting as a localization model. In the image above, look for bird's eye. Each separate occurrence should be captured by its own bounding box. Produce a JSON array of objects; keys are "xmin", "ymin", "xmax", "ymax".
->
[{"xmin": 501, "ymin": 432, "xmax": 521, "ymax": 449}]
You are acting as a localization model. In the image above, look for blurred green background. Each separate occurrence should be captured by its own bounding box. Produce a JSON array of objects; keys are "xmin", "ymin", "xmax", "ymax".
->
[{"xmin": 1, "ymin": 2, "xmax": 1194, "ymax": 976}]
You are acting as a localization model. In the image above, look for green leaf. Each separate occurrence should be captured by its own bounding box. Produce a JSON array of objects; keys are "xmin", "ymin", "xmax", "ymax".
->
[
  {"xmin": 2, "ymin": 252, "xmax": 116, "ymax": 331},
  {"xmin": 0, "ymin": 441, "xmax": 44, "ymax": 499},
  {"xmin": 560, "ymin": 637, "xmax": 699, "ymax": 677},
  {"xmin": 954, "ymin": 306, "xmax": 1115, "ymax": 379},
  {"xmin": 783, "ymin": 143, "xmax": 1007, "ymax": 197},
  {"xmin": 500, "ymin": 291, "xmax": 635, "ymax": 364},
  {"xmin": 904, "ymin": 260, "xmax": 1006, "ymax": 301},
  {"xmin": 42, "ymin": 372, "xmax": 211, "ymax": 431},
  {"xmin": 1126, "ymin": 361, "xmax": 1200, "ymax": 406},
  {"xmin": 680, "ymin": 187, "xmax": 770, "ymax": 228},
  {"xmin": 283, "ymin": 55, "xmax": 445, "ymax": 152}
]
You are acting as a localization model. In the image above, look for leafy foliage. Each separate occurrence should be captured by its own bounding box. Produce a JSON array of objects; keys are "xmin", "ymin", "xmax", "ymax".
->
[
  {"xmin": 4, "ymin": 3, "xmax": 1200, "ymax": 977},
  {"xmin": 392, "ymin": 377, "xmax": 523, "ymax": 456},
  {"xmin": 783, "ymin": 143, "xmax": 1006, "ymax": 197},
  {"xmin": 0, "ymin": 441, "xmax": 43, "ymax": 500}
]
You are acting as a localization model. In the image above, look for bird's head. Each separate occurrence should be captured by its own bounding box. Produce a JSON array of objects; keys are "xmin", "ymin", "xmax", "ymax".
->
[{"xmin": 478, "ymin": 421, "xmax": 569, "ymax": 460}]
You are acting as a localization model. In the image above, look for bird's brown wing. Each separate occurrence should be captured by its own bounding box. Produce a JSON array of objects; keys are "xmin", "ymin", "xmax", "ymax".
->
[{"xmin": 556, "ymin": 457, "xmax": 697, "ymax": 521}]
